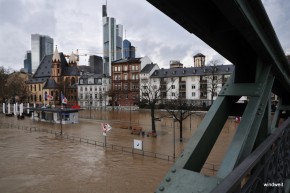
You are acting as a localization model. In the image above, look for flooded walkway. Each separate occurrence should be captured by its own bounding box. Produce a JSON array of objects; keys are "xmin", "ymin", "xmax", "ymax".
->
[{"xmin": 0, "ymin": 109, "xmax": 238, "ymax": 193}]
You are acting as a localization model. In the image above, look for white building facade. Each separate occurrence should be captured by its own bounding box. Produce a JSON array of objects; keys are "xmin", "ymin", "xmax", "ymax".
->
[
  {"xmin": 147, "ymin": 65, "xmax": 234, "ymax": 106},
  {"xmin": 78, "ymin": 73, "xmax": 111, "ymax": 108}
]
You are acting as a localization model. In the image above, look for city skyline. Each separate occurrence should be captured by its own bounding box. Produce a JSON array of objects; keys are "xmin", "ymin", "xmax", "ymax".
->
[{"xmin": 0, "ymin": 0, "xmax": 289, "ymax": 71}]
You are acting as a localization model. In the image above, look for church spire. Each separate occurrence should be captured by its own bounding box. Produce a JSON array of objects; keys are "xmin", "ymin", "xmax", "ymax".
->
[
  {"xmin": 52, "ymin": 45, "xmax": 61, "ymax": 62},
  {"xmin": 69, "ymin": 51, "xmax": 77, "ymax": 66}
]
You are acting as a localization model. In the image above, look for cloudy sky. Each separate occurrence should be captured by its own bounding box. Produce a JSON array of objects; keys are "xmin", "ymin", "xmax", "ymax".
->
[{"xmin": 0, "ymin": 0, "xmax": 289, "ymax": 71}]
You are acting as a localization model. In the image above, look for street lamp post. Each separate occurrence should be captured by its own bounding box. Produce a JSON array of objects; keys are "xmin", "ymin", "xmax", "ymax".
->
[
  {"xmin": 190, "ymin": 111, "xmax": 192, "ymax": 131},
  {"xmin": 173, "ymin": 117, "xmax": 176, "ymax": 159},
  {"xmin": 130, "ymin": 102, "xmax": 132, "ymax": 128}
]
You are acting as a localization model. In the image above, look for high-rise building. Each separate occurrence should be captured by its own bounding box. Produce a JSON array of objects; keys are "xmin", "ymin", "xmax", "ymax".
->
[
  {"xmin": 31, "ymin": 34, "xmax": 54, "ymax": 73},
  {"xmin": 89, "ymin": 55, "xmax": 103, "ymax": 74},
  {"xmin": 123, "ymin": 39, "xmax": 136, "ymax": 59},
  {"xmin": 102, "ymin": 4, "xmax": 123, "ymax": 76},
  {"xmin": 24, "ymin": 50, "xmax": 32, "ymax": 74}
]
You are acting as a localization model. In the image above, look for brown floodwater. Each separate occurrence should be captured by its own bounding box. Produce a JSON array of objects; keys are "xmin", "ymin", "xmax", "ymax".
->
[{"xmin": 0, "ymin": 109, "xmax": 238, "ymax": 193}]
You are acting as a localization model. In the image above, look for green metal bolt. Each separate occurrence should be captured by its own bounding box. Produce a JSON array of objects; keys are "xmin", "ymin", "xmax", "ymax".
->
[
  {"xmin": 171, "ymin": 168, "xmax": 176, "ymax": 173},
  {"xmin": 166, "ymin": 177, "xmax": 171, "ymax": 182},
  {"xmin": 159, "ymin": 186, "xmax": 165, "ymax": 191}
]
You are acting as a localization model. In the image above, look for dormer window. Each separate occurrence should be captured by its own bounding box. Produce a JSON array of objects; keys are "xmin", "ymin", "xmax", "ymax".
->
[
  {"xmin": 203, "ymin": 69, "xmax": 207, "ymax": 73},
  {"xmin": 193, "ymin": 69, "xmax": 197, "ymax": 73}
]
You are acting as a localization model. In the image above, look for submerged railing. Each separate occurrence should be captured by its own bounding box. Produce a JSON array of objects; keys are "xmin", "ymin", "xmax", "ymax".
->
[
  {"xmin": 211, "ymin": 116, "xmax": 290, "ymax": 193},
  {"xmin": 0, "ymin": 122, "xmax": 219, "ymax": 175}
]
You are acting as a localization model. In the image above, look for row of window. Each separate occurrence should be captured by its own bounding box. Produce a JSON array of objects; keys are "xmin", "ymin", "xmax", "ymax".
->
[
  {"xmin": 79, "ymin": 78, "xmax": 107, "ymax": 85},
  {"xmin": 114, "ymin": 74, "xmax": 139, "ymax": 80},
  {"xmin": 114, "ymin": 84, "xmax": 139, "ymax": 90},
  {"xmin": 79, "ymin": 86, "xmax": 106, "ymax": 92},
  {"xmin": 113, "ymin": 65, "xmax": 139, "ymax": 72},
  {"xmin": 162, "ymin": 91, "xmax": 217, "ymax": 97},
  {"xmin": 79, "ymin": 94, "xmax": 107, "ymax": 100}
]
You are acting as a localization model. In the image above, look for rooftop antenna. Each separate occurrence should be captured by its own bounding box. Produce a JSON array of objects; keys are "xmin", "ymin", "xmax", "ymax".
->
[{"xmin": 125, "ymin": 29, "xmax": 127, "ymax": 39}]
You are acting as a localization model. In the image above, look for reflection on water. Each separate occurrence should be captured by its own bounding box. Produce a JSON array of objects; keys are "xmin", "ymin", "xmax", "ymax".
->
[{"xmin": 0, "ymin": 109, "xmax": 238, "ymax": 192}]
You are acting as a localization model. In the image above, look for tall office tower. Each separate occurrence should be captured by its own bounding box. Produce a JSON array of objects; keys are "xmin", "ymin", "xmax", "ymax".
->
[
  {"xmin": 123, "ymin": 39, "xmax": 136, "ymax": 58},
  {"xmin": 24, "ymin": 50, "xmax": 32, "ymax": 74},
  {"xmin": 31, "ymin": 34, "xmax": 54, "ymax": 73},
  {"xmin": 102, "ymin": 4, "xmax": 123, "ymax": 76},
  {"xmin": 89, "ymin": 55, "xmax": 103, "ymax": 74}
]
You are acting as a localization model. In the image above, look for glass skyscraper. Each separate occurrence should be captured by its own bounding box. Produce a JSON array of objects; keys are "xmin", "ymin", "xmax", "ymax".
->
[
  {"xmin": 31, "ymin": 34, "xmax": 54, "ymax": 73},
  {"xmin": 102, "ymin": 4, "xmax": 123, "ymax": 76},
  {"xmin": 24, "ymin": 50, "xmax": 32, "ymax": 74},
  {"xmin": 123, "ymin": 39, "xmax": 136, "ymax": 58}
]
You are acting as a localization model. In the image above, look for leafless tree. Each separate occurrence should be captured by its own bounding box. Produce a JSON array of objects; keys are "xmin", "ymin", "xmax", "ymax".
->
[
  {"xmin": 164, "ymin": 96, "xmax": 196, "ymax": 142},
  {"xmin": 201, "ymin": 59, "xmax": 225, "ymax": 106},
  {"xmin": 0, "ymin": 66, "xmax": 10, "ymax": 102},
  {"xmin": 107, "ymin": 89, "xmax": 119, "ymax": 110},
  {"xmin": 4, "ymin": 70, "xmax": 29, "ymax": 103},
  {"xmin": 140, "ymin": 78, "xmax": 175, "ymax": 134}
]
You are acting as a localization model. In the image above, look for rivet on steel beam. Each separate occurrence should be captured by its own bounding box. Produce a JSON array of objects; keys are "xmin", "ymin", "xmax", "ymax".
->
[
  {"xmin": 171, "ymin": 168, "xmax": 176, "ymax": 173},
  {"xmin": 165, "ymin": 177, "xmax": 171, "ymax": 182},
  {"xmin": 159, "ymin": 186, "xmax": 165, "ymax": 191}
]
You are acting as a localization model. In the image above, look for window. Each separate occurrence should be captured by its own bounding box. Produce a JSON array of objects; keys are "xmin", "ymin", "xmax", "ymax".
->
[
  {"xmin": 118, "ymin": 66, "xmax": 121, "ymax": 71},
  {"xmin": 172, "ymin": 92, "xmax": 175, "ymax": 97},
  {"xmin": 80, "ymin": 87, "xmax": 83, "ymax": 91},
  {"xmin": 171, "ymin": 85, "xmax": 175, "ymax": 89},
  {"xmin": 85, "ymin": 87, "xmax": 87, "ymax": 91},
  {"xmin": 124, "ymin": 65, "xmax": 128, "ymax": 71},
  {"xmin": 192, "ymin": 92, "xmax": 195, "ymax": 97},
  {"xmin": 88, "ymin": 78, "xmax": 94, "ymax": 84},
  {"xmin": 132, "ymin": 65, "xmax": 135, "ymax": 71},
  {"xmin": 192, "ymin": 85, "xmax": 195, "ymax": 89},
  {"xmin": 114, "ymin": 66, "xmax": 117, "ymax": 72},
  {"xmin": 136, "ymin": 66, "xmax": 139, "ymax": 71},
  {"xmin": 80, "ymin": 94, "xmax": 83, "ymax": 99},
  {"xmin": 90, "ymin": 87, "xmax": 92, "ymax": 91},
  {"xmin": 124, "ymin": 74, "xmax": 128, "ymax": 80}
]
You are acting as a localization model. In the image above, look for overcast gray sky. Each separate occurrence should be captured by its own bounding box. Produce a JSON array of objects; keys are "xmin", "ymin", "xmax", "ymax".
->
[{"xmin": 0, "ymin": 0, "xmax": 289, "ymax": 71}]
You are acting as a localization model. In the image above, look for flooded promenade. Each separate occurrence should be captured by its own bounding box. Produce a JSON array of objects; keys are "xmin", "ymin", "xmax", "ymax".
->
[{"xmin": 0, "ymin": 109, "xmax": 237, "ymax": 193}]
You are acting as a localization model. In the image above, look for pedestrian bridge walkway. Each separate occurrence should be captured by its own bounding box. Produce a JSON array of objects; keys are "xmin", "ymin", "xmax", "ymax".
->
[{"xmin": 146, "ymin": 0, "xmax": 290, "ymax": 192}]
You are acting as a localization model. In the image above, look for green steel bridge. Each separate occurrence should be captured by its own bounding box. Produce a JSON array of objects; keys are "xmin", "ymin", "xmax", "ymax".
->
[{"xmin": 146, "ymin": 1, "xmax": 290, "ymax": 193}]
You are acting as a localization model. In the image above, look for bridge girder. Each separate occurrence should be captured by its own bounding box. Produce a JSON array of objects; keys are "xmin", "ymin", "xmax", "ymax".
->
[{"xmin": 146, "ymin": 0, "xmax": 290, "ymax": 192}]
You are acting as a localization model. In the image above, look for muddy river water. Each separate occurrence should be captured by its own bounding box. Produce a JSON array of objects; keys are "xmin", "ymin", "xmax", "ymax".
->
[{"xmin": 0, "ymin": 109, "xmax": 237, "ymax": 193}]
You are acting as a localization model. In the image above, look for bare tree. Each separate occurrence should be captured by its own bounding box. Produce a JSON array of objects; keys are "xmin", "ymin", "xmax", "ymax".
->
[
  {"xmin": 140, "ymin": 78, "xmax": 175, "ymax": 134},
  {"xmin": 107, "ymin": 89, "xmax": 119, "ymax": 110},
  {"xmin": 0, "ymin": 66, "xmax": 10, "ymax": 102},
  {"xmin": 165, "ymin": 97, "xmax": 196, "ymax": 142},
  {"xmin": 201, "ymin": 59, "xmax": 225, "ymax": 106},
  {"xmin": 5, "ymin": 70, "xmax": 29, "ymax": 103}
]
